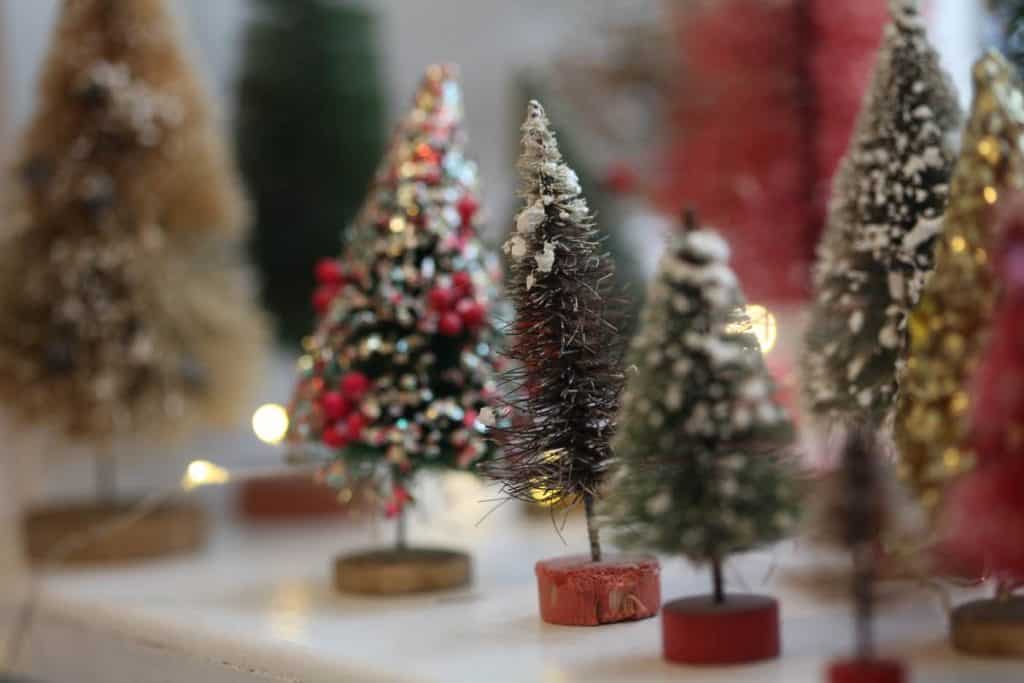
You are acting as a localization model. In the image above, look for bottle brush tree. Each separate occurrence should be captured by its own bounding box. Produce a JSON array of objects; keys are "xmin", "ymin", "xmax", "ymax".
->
[
  {"xmin": 802, "ymin": 0, "xmax": 960, "ymax": 428},
  {"xmin": 285, "ymin": 65, "xmax": 502, "ymax": 548},
  {"xmin": 604, "ymin": 214, "xmax": 796, "ymax": 604},
  {"xmin": 0, "ymin": 0, "xmax": 267, "ymax": 450},
  {"xmin": 485, "ymin": 100, "xmax": 626, "ymax": 564},
  {"xmin": 236, "ymin": 0, "xmax": 387, "ymax": 343},
  {"xmin": 896, "ymin": 51, "xmax": 1024, "ymax": 516}
]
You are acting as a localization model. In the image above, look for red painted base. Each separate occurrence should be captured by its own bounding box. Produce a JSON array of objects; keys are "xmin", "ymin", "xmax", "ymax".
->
[
  {"xmin": 239, "ymin": 474, "xmax": 353, "ymax": 520},
  {"xmin": 662, "ymin": 594, "xmax": 780, "ymax": 665},
  {"xmin": 827, "ymin": 659, "xmax": 906, "ymax": 683},
  {"xmin": 535, "ymin": 554, "xmax": 660, "ymax": 626}
]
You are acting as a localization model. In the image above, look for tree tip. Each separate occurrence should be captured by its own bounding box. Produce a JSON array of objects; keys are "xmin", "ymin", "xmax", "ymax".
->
[
  {"xmin": 525, "ymin": 99, "xmax": 549, "ymax": 126},
  {"xmin": 681, "ymin": 207, "xmax": 699, "ymax": 233}
]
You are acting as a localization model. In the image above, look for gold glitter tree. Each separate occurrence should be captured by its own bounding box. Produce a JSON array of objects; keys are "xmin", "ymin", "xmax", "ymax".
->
[
  {"xmin": 896, "ymin": 51, "xmax": 1024, "ymax": 515},
  {"xmin": 0, "ymin": 0, "xmax": 267, "ymax": 446}
]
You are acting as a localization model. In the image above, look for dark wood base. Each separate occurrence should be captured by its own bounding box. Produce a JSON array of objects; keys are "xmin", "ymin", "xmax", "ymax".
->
[
  {"xmin": 827, "ymin": 658, "xmax": 906, "ymax": 683},
  {"xmin": 333, "ymin": 547, "xmax": 471, "ymax": 595},
  {"xmin": 239, "ymin": 474, "xmax": 355, "ymax": 520},
  {"xmin": 662, "ymin": 594, "xmax": 780, "ymax": 665},
  {"xmin": 535, "ymin": 554, "xmax": 660, "ymax": 626},
  {"xmin": 951, "ymin": 597, "xmax": 1024, "ymax": 657},
  {"xmin": 22, "ymin": 499, "xmax": 206, "ymax": 566}
]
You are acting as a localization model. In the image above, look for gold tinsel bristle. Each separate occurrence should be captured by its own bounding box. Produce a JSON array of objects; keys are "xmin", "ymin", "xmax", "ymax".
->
[{"xmin": 895, "ymin": 51, "xmax": 1024, "ymax": 514}]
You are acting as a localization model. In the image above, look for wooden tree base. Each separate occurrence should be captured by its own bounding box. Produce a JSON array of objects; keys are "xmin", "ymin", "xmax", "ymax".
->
[
  {"xmin": 239, "ymin": 474, "xmax": 356, "ymax": 520},
  {"xmin": 951, "ymin": 596, "xmax": 1024, "ymax": 657},
  {"xmin": 535, "ymin": 554, "xmax": 660, "ymax": 626},
  {"xmin": 827, "ymin": 658, "xmax": 906, "ymax": 683},
  {"xmin": 333, "ymin": 547, "xmax": 471, "ymax": 595},
  {"xmin": 22, "ymin": 499, "xmax": 206, "ymax": 566},
  {"xmin": 662, "ymin": 594, "xmax": 780, "ymax": 665}
]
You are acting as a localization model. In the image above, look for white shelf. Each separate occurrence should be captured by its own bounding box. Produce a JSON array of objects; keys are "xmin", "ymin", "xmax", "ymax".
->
[{"xmin": 4, "ymin": 474, "xmax": 1019, "ymax": 683}]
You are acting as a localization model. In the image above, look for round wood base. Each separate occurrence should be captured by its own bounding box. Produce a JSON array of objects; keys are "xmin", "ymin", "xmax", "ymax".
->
[
  {"xmin": 827, "ymin": 658, "xmax": 906, "ymax": 683},
  {"xmin": 951, "ymin": 597, "xmax": 1024, "ymax": 657},
  {"xmin": 239, "ymin": 474, "xmax": 355, "ymax": 520},
  {"xmin": 535, "ymin": 554, "xmax": 660, "ymax": 626},
  {"xmin": 333, "ymin": 547, "xmax": 471, "ymax": 595},
  {"xmin": 662, "ymin": 594, "xmax": 780, "ymax": 665},
  {"xmin": 22, "ymin": 499, "xmax": 206, "ymax": 566}
]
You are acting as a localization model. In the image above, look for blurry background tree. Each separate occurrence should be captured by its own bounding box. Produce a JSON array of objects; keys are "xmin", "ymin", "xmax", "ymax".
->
[
  {"xmin": 655, "ymin": 0, "xmax": 889, "ymax": 302},
  {"xmin": 236, "ymin": 0, "xmax": 387, "ymax": 344},
  {"xmin": 987, "ymin": 0, "xmax": 1024, "ymax": 75}
]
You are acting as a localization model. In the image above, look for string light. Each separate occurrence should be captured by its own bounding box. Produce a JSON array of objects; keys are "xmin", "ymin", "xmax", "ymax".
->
[
  {"xmin": 727, "ymin": 304, "xmax": 778, "ymax": 353},
  {"xmin": 253, "ymin": 403, "xmax": 289, "ymax": 444},
  {"xmin": 181, "ymin": 460, "xmax": 231, "ymax": 490}
]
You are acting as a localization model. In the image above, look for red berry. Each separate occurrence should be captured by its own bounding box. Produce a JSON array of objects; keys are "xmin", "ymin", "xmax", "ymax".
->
[
  {"xmin": 457, "ymin": 194, "xmax": 479, "ymax": 226},
  {"xmin": 456, "ymin": 299, "xmax": 486, "ymax": 329},
  {"xmin": 321, "ymin": 425, "xmax": 349, "ymax": 449},
  {"xmin": 341, "ymin": 372, "xmax": 371, "ymax": 399},
  {"xmin": 314, "ymin": 258, "xmax": 344, "ymax": 285},
  {"xmin": 439, "ymin": 312, "xmax": 464, "ymax": 336},
  {"xmin": 345, "ymin": 412, "xmax": 368, "ymax": 440},
  {"xmin": 312, "ymin": 284, "xmax": 338, "ymax": 314},
  {"xmin": 393, "ymin": 486, "xmax": 411, "ymax": 504},
  {"xmin": 427, "ymin": 286, "xmax": 456, "ymax": 311},
  {"xmin": 320, "ymin": 391, "xmax": 351, "ymax": 421},
  {"xmin": 451, "ymin": 271, "xmax": 474, "ymax": 296}
]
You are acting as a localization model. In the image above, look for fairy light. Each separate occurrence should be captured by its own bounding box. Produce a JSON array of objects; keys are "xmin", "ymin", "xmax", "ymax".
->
[
  {"xmin": 253, "ymin": 403, "xmax": 289, "ymax": 445},
  {"xmin": 530, "ymin": 449, "xmax": 566, "ymax": 507},
  {"xmin": 182, "ymin": 459, "xmax": 231, "ymax": 490},
  {"xmin": 727, "ymin": 304, "xmax": 778, "ymax": 353}
]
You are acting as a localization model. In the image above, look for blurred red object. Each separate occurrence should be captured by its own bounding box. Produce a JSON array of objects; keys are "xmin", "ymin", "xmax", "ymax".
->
[
  {"xmin": 939, "ymin": 205, "xmax": 1024, "ymax": 583},
  {"xmin": 656, "ymin": 0, "xmax": 887, "ymax": 302}
]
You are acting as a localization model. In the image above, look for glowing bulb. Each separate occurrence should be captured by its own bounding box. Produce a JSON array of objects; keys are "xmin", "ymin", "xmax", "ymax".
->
[
  {"xmin": 728, "ymin": 304, "xmax": 778, "ymax": 353},
  {"xmin": 182, "ymin": 460, "xmax": 230, "ymax": 490},
  {"xmin": 253, "ymin": 403, "xmax": 289, "ymax": 445},
  {"xmin": 983, "ymin": 186, "xmax": 998, "ymax": 204},
  {"xmin": 950, "ymin": 235, "xmax": 967, "ymax": 253},
  {"xmin": 530, "ymin": 488, "xmax": 562, "ymax": 507}
]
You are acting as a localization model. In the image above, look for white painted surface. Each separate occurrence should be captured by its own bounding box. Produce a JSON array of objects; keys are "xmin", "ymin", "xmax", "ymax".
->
[{"xmin": 3, "ymin": 482, "xmax": 1019, "ymax": 683}]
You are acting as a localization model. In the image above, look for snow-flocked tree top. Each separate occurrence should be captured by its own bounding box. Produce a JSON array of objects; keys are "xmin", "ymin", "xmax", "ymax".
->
[
  {"xmin": 603, "ymin": 225, "xmax": 795, "ymax": 562},
  {"xmin": 802, "ymin": 0, "xmax": 961, "ymax": 427}
]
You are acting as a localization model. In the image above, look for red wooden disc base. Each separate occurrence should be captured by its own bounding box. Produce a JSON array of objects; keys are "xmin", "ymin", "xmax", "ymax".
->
[
  {"xmin": 662, "ymin": 594, "xmax": 780, "ymax": 665},
  {"xmin": 827, "ymin": 659, "xmax": 905, "ymax": 683},
  {"xmin": 239, "ymin": 474, "xmax": 354, "ymax": 520},
  {"xmin": 535, "ymin": 554, "xmax": 660, "ymax": 626}
]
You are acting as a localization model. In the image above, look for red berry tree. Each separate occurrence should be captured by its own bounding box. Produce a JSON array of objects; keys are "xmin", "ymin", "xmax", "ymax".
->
[{"xmin": 285, "ymin": 65, "xmax": 502, "ymax": 543}]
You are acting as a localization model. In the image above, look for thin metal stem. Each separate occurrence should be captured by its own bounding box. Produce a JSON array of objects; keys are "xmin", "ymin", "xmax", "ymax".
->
[
  {"xmin": 583, "ymin": 492, "xmax": 601, "ymax": 562},
  {"xmin": 396, "ymin": 503, "xmax": 408, "ymax": 551},
  {"xmin": 711, "ymin": 555, "xmax": 725, "ymax": 604},
  {"xmin": 852, "ymin": 543, "xmax": 875, "ymax": 661},
  {"xmin": 94, "ymin": 449, "xmax": 117, "ymax": 504}
]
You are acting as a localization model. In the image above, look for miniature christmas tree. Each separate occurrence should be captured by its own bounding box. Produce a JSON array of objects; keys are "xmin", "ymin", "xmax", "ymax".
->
[
  {"xmin": 0, "ymin": 0, "xmax": 267, "ymax": 564},
  {"xmin": 485, "ymin": 100, "xmax": 659, "ymax": 627},
  {"xmin": 236, "ymin": 0, "xmax": 387, "ymax": 343},
  {"xmin": 802, "ymin": 0, "xmax": 961, "ymax": 428},
  {"xmin": 896, "ymin": 52, "xmax": 1024, "ymax": 516},
  {"xmin": 939, "ymin": 210, "xmax": 1024, "ymax": 656},
  {"xmin": 603, "ymin": 214, "xmax": 795, "ymax": 663},
  {"xmin": 488, "ymin": 99, "xmax": 624, "ymax": 553},
  {"xmin": 285, "ymin": 65, "xmax": 502, "ymax": 593}
]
